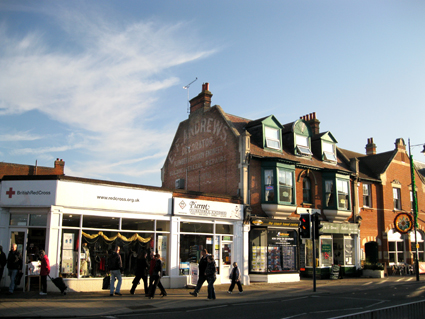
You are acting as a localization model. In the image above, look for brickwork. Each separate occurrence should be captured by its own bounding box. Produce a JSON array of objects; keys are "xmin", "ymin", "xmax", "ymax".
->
[
  {"xmin": 162, "ymin": 106, "xmax": 240, "ymax": 196},
  {"xmin": 0, "ymin": 159, "xmax": 65, "ymax": 179}
]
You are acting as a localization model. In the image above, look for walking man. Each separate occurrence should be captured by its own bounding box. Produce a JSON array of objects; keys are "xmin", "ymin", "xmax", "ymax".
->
[
  {"xmin": 148, "ymin": 254, "xmax": 167, "ymax": 299},
  {"xmin": 190, "ymin": 248, "xmax": 208, "ymax": 297},
  {"xmin": 107, "ymin": 245, "xmax": 122, "ymax": 296},
  {"xmin": 7, "ymin": 243, "xmax": 22, "ymax": 295}
]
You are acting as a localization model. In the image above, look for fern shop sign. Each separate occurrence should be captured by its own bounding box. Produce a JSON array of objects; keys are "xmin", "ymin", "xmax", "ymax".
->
[{"xmin": 174, "ymin": 198, "xmax": 243, "ymax": 220}]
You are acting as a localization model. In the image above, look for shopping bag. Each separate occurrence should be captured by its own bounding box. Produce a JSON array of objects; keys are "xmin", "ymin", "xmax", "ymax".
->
[
  {"xmin": 102, "ymin": 275, "xmax": 110, "ymax": 290},
  {"xmin": 14, "ymin": 272, "xmax": 23, "ymax": 285}
]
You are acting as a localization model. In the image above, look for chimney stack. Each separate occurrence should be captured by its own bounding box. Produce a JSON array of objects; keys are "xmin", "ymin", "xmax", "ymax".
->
[
  {"xmin": 365, "ymin": 138, "xmax": 377, "ymax": 155},
  {"xmin": 189, "ymin": 83, "xmax": 212, "ymax": 114},
  {"xmin": 301, "ymin": 112, "xmax": 320, "ymax": 135},
  {"xmin": 395, "ymin": 138, "xmax": 406, "ymax": 151}
]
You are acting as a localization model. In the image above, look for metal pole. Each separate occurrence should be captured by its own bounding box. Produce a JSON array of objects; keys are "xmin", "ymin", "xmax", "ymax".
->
[
  {"xmin": 408, "ymin": 138, "xmax": 420, "ymax": 281},
  {"xmin": 312, "ymin": 214, "xmax": 316, "ymax": 292}
]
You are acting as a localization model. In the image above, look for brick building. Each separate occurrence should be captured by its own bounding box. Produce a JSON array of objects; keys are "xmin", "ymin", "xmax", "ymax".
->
[
  {"xmin": 340, "ymin": 138, "xmax": 425, "ymax": 274},
  {"xmin": 0, "ymin": 159, "xmax": 65, "ymax": 179},
  {"xmin": 162, "ymin": 83, "xmax": 361, "ymax": 282}
]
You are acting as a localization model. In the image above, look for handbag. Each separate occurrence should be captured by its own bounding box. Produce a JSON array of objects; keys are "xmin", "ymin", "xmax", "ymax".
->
[
  {"xmin": 14, "ymin": 272, "xmax": 23, "ymax": 286},
  {"xmin": 102, "ymin": 275, "xmax": 110, "ymax": 290}
]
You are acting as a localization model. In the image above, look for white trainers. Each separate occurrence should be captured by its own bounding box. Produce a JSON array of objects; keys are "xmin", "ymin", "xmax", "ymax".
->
[
  {"xmin": 239, "ymin": 291, "xmax": 243, "ymax": 294},
  {"xmin": 39, "ymin": 292, "xmax": 47, "ymax": 295},
  {"xmin": 227, "ymin": 291, "xmax": 232, "ymax": 294}
]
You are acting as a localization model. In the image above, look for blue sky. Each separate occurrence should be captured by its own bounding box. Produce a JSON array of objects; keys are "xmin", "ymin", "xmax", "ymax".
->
[{"xmin": 1, "ymin": 0, "xmax": 424, "ymax": 187}]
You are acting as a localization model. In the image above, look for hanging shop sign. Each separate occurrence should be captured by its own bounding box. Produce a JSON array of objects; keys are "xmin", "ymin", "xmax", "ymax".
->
[
  {"xmin": 251, "ymin": 217, "xmax": 298, "ymax": 228},
  {"xmin": 321, "ymin": 222, "xmax": 359, "ymax": 235},
  {"xmin": 173, "ymin": 198, "xmax": 243, "ymax": 220},
  {"xmin": 394, "ymin": 212, "xmax": 413, "ymax": 234}
]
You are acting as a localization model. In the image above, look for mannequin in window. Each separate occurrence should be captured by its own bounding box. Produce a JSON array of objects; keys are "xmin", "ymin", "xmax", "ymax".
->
[{"xmin": 81, "ymin": 243, "xmax": 91, "ymax": 277}]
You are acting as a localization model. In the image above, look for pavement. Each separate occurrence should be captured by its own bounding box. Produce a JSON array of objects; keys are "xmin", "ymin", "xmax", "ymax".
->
[{"xmin": 0, "ymin": 275, "xmax": 423, "ymax": 318}]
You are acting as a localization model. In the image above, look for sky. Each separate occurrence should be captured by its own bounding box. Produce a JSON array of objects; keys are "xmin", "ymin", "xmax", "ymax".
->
[{"xmin": 1, "ymin": 0, "xmax": 424, "ymax": 187}]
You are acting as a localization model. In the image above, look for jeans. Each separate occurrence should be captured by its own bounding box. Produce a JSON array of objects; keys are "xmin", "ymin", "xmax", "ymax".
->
[
  {"xmin": 110, "ymin": 270, "xmax": 122, "ymax": 294},
  {"xmin": 9, "ymin": 269, "xmax": 18, "ymax": 293},
  {"xmin": 207, "ymin": 276, "xmax": 216, "ymax": 299}
]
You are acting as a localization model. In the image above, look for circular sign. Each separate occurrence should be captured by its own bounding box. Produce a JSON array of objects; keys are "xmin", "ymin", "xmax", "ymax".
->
[{"xmin": 394, "ymin": 212, "xmax": 413, "ymax": 234}]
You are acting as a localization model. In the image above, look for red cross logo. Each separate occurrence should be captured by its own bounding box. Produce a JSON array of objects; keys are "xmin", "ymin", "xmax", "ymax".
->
[{"xmin": 6, "ymin": 187, "xmax": 15, "ymax": 198}]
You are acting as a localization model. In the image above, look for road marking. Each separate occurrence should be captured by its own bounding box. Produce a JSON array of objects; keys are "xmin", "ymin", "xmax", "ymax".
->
[
  {"xmin": 281, "ymin": 313, "xmax": 307, "ymax": 319},
  {"xmin": 362, "ymin": 282, "xmax": 373, "ymax": 286},
  {"xmin": 186, "ymin": 305, "xmax": 227, "ymax": 312}
]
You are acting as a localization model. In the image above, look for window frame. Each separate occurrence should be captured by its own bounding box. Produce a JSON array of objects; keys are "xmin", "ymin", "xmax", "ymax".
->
[
  {"xmin": 295, "ymin": 134, "xmax": 312, "ymax": 156},
  {"xmin": 303, "ymin": 176, "xmax": 312, "ymax": 203},
  {"xmin": 322, "ymin": 142, "xmax": 337, "ymax": 162},
  {"xmin": 393, "ymin": 187, "xmax": 401, "ymax": 210},
  {"xmin": 262, "ymin": 163, "xmax": 296, "ymax": 205},
  {"xmin": 264, "ymin": 126, "xmax": 281, "ymax": 150},
  {"xmin": 323, "ymin": 173, "xmax": 351, "ymax": 211},
  {"xmin": 363, "ymin": 184, "xmax": 371, "ymax": 208}
]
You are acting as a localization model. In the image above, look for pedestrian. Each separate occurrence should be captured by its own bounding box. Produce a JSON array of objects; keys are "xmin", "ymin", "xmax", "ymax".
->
[
  {"xmin": 7, "ymin": 243, "xmax": 22, "ymax": 295},
  {"xmin": 227, "ymin": 262, "xmax": 243, "ymax": 294},
  {"xmin": 148, "ymin": 253, "xmax": 167, "ymax": 299},
  {"xmin": 147, "ymin": 251, "xmax": 155, "ymax": 296},
  {"xmin": 130, "ymin": 251, "xmax": 149, "ymax": 296},
  {"xmin": 0, "ymin": 245, "xmax": 7, "ymax": 284},
  {"xmin": 39, "ymin": 250, "xmax": 50, "ymax": 295},
  {"xmin": 189, "ymin": 248, "xmax": 208, "ymax": 297},
  {"xmin": 107, "ymin": 245, "xmax": 122, "ymax": 296},
  {"xmin": 205, "ymin": 255, "xmax": 217, "ymax": 300}
]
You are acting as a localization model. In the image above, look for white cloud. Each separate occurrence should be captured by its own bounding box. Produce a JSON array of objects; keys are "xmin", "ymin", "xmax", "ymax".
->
[
  {"xmin": 0, "ymin": 131, "xmax": 44, "ymax": 142},
  {"xmin": 0, "ymin": 5, "xmax": 216, "ymax": 185}
]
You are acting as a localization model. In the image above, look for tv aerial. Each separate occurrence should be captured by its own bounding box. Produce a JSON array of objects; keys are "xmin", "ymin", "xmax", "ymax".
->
[{"xmin": 183, "ymin": 77, "xmax": 198, "ymax": 113}]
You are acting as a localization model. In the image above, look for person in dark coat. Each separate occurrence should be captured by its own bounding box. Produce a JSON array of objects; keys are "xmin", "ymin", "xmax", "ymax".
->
[
  {"xmin": 148, "ymin": 254, "xmax": 167, "ymax": 299},
  {"xmin": 130, "ymin": 251, "xmax": 149, "ymax": 295},
  {"xmin": 227, "ymin": 262, "xmax": 243, "ymax": 294},
  {"xmin": 205, "ymin": 255, "xmax": 217, "ymax": 300},
  {"xmin": 7, "ymin": 243, "xmax": 22, "ymax": 294},
  {"xmin": 189, "ymin": 249, "xmax": 208, "ymax": 297},
  {"xmin": 39, "ymin": 250, "xmax": 50, "ymax": 295}
]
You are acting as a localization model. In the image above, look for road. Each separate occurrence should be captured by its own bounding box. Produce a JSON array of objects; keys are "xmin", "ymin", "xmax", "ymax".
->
[{"xmin": 109, "ymin": 279, "xmax": 425, "ymax": 319}]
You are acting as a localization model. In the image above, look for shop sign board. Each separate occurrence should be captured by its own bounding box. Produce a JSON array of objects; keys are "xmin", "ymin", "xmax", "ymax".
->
[
  {"xmin": 251, "ymin": 217, "xmax": 298, "ymax": 228},
  {"xmin": 174, "ymin": 198, "xmax": 243, "ymax": 220},
  {"xmin": 322, "ymin": 222, "xmax": 359, "ymax": 235},
  {"xmin": 0, "ymin": 180, "xmax": 57, "ymax": 206}
]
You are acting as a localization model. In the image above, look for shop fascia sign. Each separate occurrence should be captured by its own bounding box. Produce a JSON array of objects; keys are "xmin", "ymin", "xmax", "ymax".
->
[
  {"xmin": 174, "ymin": 198, "xmax": 243, "ymax": 220},
  {"xmin": 322, "ymin": 222, "xmax": 359, "ymax": 235},
  {"xmin": 0, "ymin": 180, "xmax": 57, "ymax": 206}
]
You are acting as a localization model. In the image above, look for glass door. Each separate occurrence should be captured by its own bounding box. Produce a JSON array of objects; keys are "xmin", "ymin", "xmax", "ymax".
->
[
  {"xmin": 9, "ymin": 230, "xmax": 27, "ymax": 289},
  {"xmin": 221, "ymin": 241, "xmax": 232, "ymax": 283}
]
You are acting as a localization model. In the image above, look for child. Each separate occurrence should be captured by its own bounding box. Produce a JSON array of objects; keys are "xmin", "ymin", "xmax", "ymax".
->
[{"xmin": 227, "ymin": 262, "xmax": 243, "ymax": 294}]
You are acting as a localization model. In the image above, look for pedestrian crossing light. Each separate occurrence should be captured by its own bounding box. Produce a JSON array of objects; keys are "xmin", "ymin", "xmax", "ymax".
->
[
  {"xmin": 299, "ymin": 214, "xmax": 311, "ymax": 239},
  {"xmin": 314, "ymin": 215, "xmax": 323, "ymax": 240}
]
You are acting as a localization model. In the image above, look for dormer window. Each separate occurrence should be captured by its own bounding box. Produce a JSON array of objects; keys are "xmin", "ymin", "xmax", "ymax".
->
[
  {"xmin": 296, "ymin": 135, "xmax": 312, "ymax": 156},
  {"xmin": 265, "ymin": 126, "xmax": 281, "ymax": 150},
  {"xmin": 323, "ymin": 142, "xmax": 336, "ymax": 162}
]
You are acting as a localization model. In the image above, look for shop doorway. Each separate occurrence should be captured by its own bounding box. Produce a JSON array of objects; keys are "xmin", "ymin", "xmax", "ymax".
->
[
  {"xmin": 221, "ymin": 241, "xmax": 232, "ymax": 283},
  {"xmin": 8, "ymin": 230, "xmax": 27, "ymax": 290},
  {"xmin": 365, "ymin": 241, "xmax": 378, "ymax": 264}
]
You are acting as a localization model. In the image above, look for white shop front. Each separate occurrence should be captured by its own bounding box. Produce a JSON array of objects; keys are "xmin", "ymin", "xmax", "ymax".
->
[
  {"xmin": 0, "ymin": 176, "xmax": 172, "ymax": 292},
  {"xmin": 170, "ymin": 197, "xmax": 249, "ymax": 287}
]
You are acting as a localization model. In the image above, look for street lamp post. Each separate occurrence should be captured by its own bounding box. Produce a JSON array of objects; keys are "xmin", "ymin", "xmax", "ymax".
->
[{"xmin": 408, "ymin": 138, "xmax": 425, "ymax": 281}]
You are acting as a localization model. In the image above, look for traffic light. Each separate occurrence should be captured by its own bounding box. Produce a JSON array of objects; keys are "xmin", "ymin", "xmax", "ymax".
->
[
  {"xmin": 299, "ymin": 214, "xmax": 311, "ymax": 239},
  {"xmin": 314, "ymin": 214, "xmax": 323, "ymax": 239}
]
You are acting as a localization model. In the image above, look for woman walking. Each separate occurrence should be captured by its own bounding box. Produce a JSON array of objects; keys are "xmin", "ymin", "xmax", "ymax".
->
[
  {"xmin": 39, "ymin": 250, "xmax": 50, "ymax": 295},
  {"xmin": 227, "ymin": 262, "xmax": 243, "ymax": 294},
  {"xmin": 205, "ymin": 255, "xmax": 217, "ymax": 300}
]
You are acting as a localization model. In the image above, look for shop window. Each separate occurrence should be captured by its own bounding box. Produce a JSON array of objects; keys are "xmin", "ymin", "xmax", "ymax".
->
[
  {"xmin": 333, "ymin": 236, "xmax": 353, "ymax": 266},
  {"xmin": 303, "ymin": 177, "xmax": 311, "ymax": 203},
  {"xmin": 179, "ymin": 234, "xmax": 213, "ymax": 275},
  {"xmin": 388, "ymin": 229, "xmax": 405, "ymax": 264},
  {"xmin": 180, "ymin": 222, "xmax": 213, "ymax": 233},
  {"xmin": 215, "ymin": 224, "xmax": 233, "ymax": 234},
  {"xmin": 265, "ymin": 126, "xmax": 281, "ymax": 150},
  {"xmin": 122, "ymin": 218, "xmax": 154, "ymax": 231},
  {"xmin": 60, "ymin": 229, "xmax": 80, "ymax": 278},
  {"xmin": 320, "ymin": 238, "xmax": 333, "ymax": 267},
  {"xmin": 156, "ymin": 220, "xmax": 170, "ymax": 232},
  {"xmin": 62, "ymin": 214, "xmax": 81, "ymax": 227},
  {"xmin": 10, "ymin": 214, "xmax": 28, "ymax": 226},
  {"xmin": 82, "ymin": 215, "xmax": 119, "ymax": 229},
  {"xmin": 363, "ymin": 184, "xmax": 371, "ymax": 208},
  {"xmin": 393, "ymin": 188, "xmax": 401, "ymax": 210},
  {"xmin": 250, "ymin": 228, "xmax": 267, "ymax": 273},
  {"xmin": 29, "ymin": 214, "xmax": 47, "ymax": 226}
]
